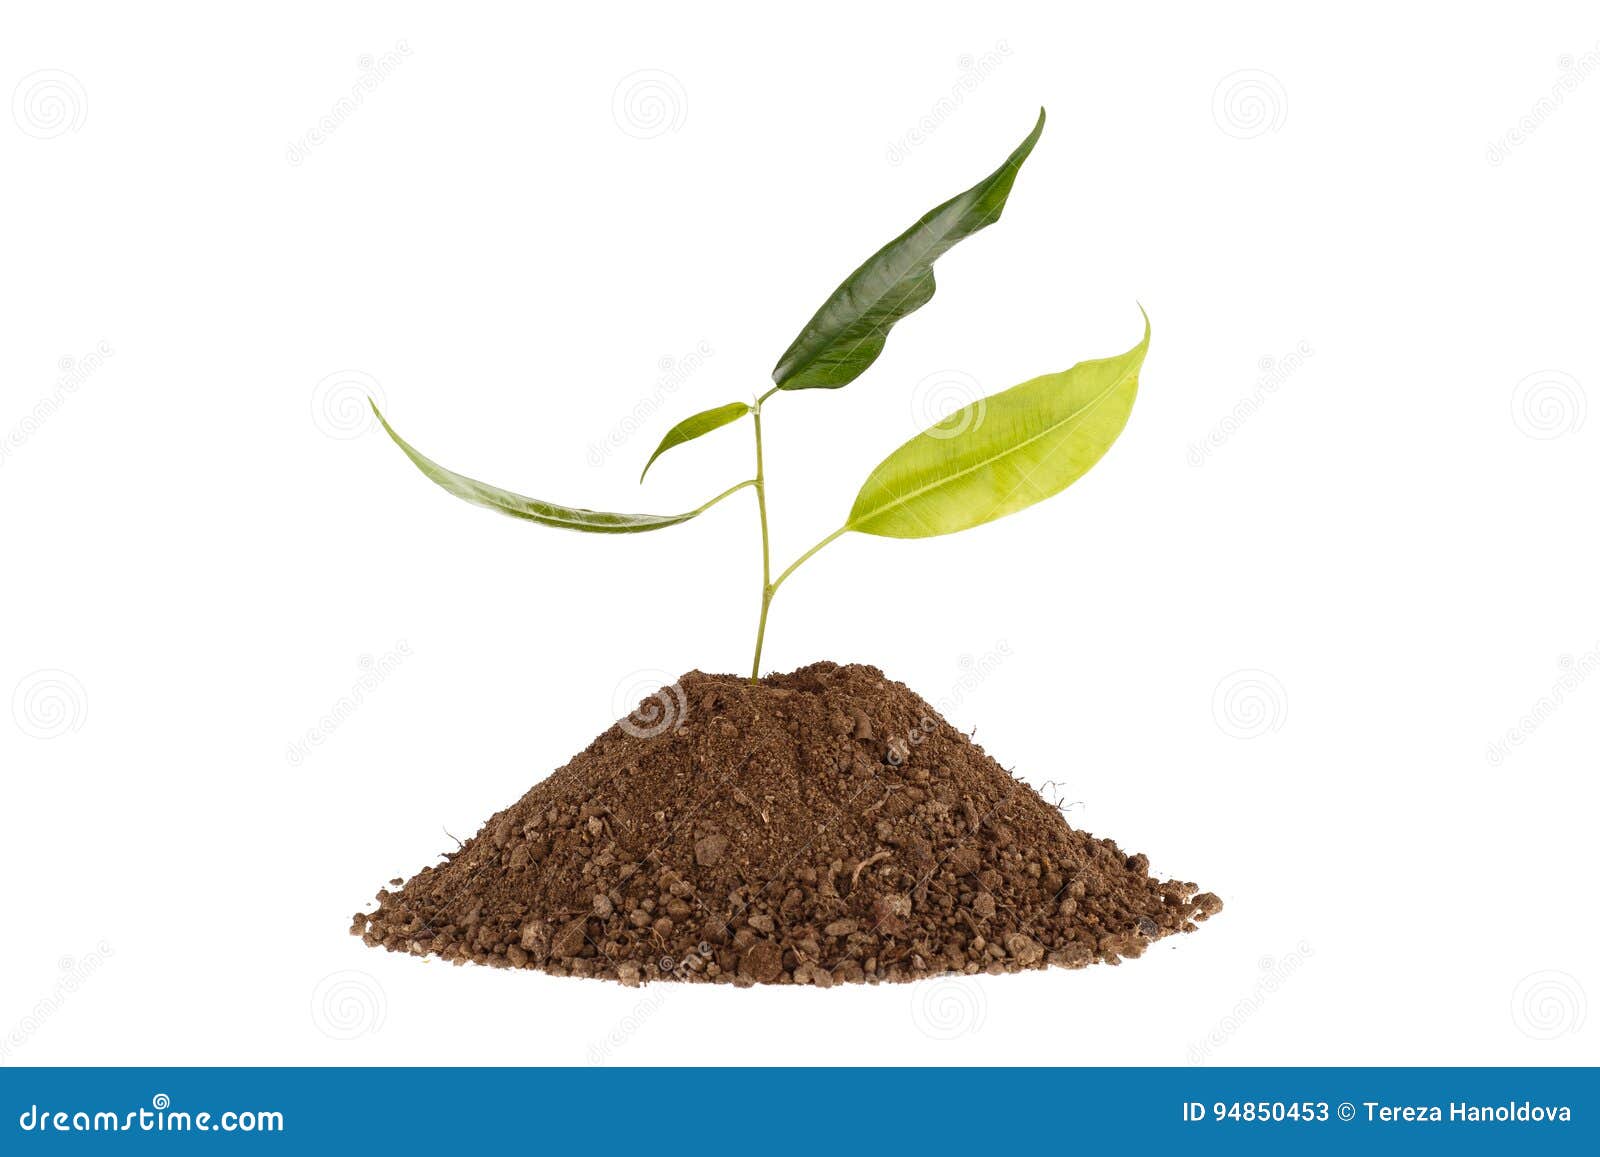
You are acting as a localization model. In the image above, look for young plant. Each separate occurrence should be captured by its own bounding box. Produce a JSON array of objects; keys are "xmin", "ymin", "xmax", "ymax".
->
[{"xmin": 369, "ymin": 109, "xmax": 1149, "ymax": 682}]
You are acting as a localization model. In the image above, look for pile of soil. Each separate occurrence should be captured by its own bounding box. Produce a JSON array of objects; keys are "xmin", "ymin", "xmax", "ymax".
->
[{"xmin": 353, "ymin": 662, "xmax": 1220, "ymax": 986}]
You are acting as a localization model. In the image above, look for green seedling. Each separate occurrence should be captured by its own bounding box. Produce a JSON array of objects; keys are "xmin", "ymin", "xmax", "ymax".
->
[{"xmin": 370, "ymin": 109, "xmax": 1149, "ymax": 682}]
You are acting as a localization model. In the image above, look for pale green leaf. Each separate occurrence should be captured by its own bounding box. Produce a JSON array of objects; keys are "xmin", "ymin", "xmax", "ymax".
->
[
  {"xmin": 640, "ymin": 401, "xmax": 751, "ymax": 481},
  {"xmin": 371, "ymin": 402, "xmax": 750, "ymax": 534},
  {"xmin": 846, "ymin": 310, "xmax": 1149, "ymax": 538}
]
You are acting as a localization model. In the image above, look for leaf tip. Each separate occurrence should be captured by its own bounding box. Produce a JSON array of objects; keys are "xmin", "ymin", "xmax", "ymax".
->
[
  {"xmin": 1020, "ymin": 107, "xmax": 1046, "ymax": 151},
  {"xmin": 367, "ymin": 397, "xmax": 398, "ymax": 441}
]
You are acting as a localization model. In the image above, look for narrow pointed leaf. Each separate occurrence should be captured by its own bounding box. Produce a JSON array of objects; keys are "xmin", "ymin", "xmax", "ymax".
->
[
  {"xmin": 845, "ymin": 311, "xmax": 1149, "ymax": 539},
  {"xmin": 640, "ymin": 401, "xmax": 751, "ymax": 481},
  {"xmin": 371, "ymin": 402, "xmax": 746, "ymax": 534},
  {"xmin": 772, "ymin": 109, "xmax": 1045, "ymax": 392}
]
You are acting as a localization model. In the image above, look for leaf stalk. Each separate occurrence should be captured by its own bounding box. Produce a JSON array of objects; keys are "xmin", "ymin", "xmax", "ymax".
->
[{"xmin": 696, "ymin": 477, "xmax": 760, "ymax": 516}]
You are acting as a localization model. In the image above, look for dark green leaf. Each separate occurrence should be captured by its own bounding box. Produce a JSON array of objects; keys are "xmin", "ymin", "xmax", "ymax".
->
[
  {"xmin": 846, "ymin": 309, "xmax": 1149, "ymax": 538},
  {"xmin": 640, "ymin": 401, "xmax": 751, "ymax": 481},
  {"xmin": 771, "ymin": 108, "xmax": 1046, "ymax": 392},
  {"xmin": 371, "ymin": 402, "xmax": 751, "ymax": 534}
]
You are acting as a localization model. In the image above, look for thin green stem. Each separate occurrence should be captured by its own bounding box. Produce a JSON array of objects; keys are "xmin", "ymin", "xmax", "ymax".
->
[
  {"xmin": 751, "ymin": 593, "xmax": 774, "ymax": 684},
  {"xmin": 746, "ymin": 385, "xmax": 844, "ymax": 682},
  {"xmin": 748, "ymin": 525, "xmax": 845, "ymax": 682},
  {"xmin": 694, "ymin": 477, "xmax": 758, "ymax": 515},
  {"xmin": 749, "ymin": 401, "xmax": 773, "ymax": 683},
  {"xmin": 771, "ymin": 527, "xmax": 846, "ymax": 595}
]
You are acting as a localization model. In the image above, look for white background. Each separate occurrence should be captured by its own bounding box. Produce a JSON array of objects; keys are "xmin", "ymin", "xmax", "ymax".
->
[{"xmin": 2, "ymin": 2, "xmax": 1595, "ymax": 1067}]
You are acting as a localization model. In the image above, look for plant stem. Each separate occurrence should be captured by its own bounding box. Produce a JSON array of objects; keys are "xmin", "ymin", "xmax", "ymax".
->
[
  {"xmin": 750, "ymin": 400, "xmax": 773, "ymax": 683},
  {"xmin": 746, "ymin": 387, "xmax": 844, "ymax": 683},
  {"xmin": 695, "ymin": 477, "xmax": 759, "ymax": 515},
  {"xmin": 771, "ymin": 527, "xmax": 845, "ymax": 595},
  {"xmin": 749, "ymin": 525, "xmax": 846, "ymax": 683}
]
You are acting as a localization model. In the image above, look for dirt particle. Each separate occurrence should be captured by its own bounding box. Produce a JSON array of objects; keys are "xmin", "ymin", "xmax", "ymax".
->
[
  {"xmin": 949, "ymin": 846, "xmax": 981, "ymax": 876},
  {"xmin": 552, "ymin": 917, "xmax": 588, "ymax": 959},
  {"xmin": 694, "ymin": 834, "xmax": 730, "ymax": 867},
  {"xmin": 1006, "ymin": 933, "xmax": 1044, "ymax": 965},
  {"xmin": 739, "ymin": 940, "xmax": 784, "ymax": 984},
  {"xmin": 518, "ymin": 920, "xmax": 550, "ymax": 959}
]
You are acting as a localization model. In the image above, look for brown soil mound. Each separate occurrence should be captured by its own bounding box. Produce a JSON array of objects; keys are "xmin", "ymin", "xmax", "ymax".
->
[{"xmin": 353, "ymin": 662, "xmax": 1221, "ymax": 985}]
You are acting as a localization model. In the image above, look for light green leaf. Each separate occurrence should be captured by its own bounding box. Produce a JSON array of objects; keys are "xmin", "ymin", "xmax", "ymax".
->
[
  {"xmin": 772, "ymin": 109, "xmax": 1045, "ymax": 392},
  {"xmin": 640, "ymin": 401, "xmax": 751, "ymax": 481},
  {"xmin": 845, "ymin": 310, "xmax": 1149, "ymax": 539},
  {"xmin": 371, "ymin": 401, "xmax": 751, "ymax": 534}
]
